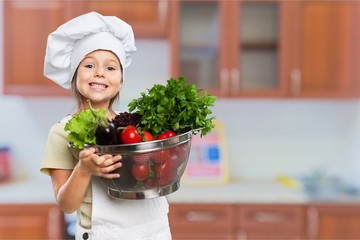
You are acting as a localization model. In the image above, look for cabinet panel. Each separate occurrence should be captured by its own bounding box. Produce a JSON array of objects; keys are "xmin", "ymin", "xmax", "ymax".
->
[
  {"xmin": 307, "ymin": 204, "xmax": 360, "ymax": 240},
  {"xmin": 236, "ymin": 204, "xmax": 306, "ymax": 240},
  {"xmin": 169, "ymin": 203, "xmax": 236, "ymax": 239},
  {"xmin": 238, "ymin": 2, "xmax": 280, "ymax": 92},
  {"xmin": 170, "ymin": 1, "xmax": 223, "ymax": 93},
  {"xmin": 76, "ymin": 0, "xmax": 168, "ymax": 38},
  {"xmin": 293, "ymin": 1, "xmax": 357, "ymax": 97},
  {"xmin": 0, "ymin": 204, "xmax": 64, "ymax": 239},
  {"xmin": 3, "ymin": 1, "xmax": 73, "ymax": 96}
]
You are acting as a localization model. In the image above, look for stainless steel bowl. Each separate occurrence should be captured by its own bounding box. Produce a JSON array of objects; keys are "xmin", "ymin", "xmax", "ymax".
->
[{"xmin": 69, "ymin": 130, "xmax": 193, "ymax": 199}]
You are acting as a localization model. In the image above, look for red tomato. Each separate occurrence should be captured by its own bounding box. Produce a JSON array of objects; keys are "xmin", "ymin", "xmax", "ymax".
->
[
  {"xmin": 131, "ymin": 162, "xmax": 150, "ymax": 181},
  {"xmin": 142, "ymin": 131, "xmax": 154, "ymax": 142},
  {"xmin": 120, "ymin": 125, "xmax": 142, "ymax": 144},
  {"xmin": 152, "ymin": 149, "xmax": 171, "ymax": 164},
  {"xmin": 133, "ymin": 153, "xmax": 152, "ymax": 163},
  {"xmin": 157, "ymin": 130, "xmax": 177, "ymax": 140},
  {"xmin": 144, "ymin": 178, "xmax": 156, "ymax": 187},
  {"xmin": 157, "ymin": 175, "xmax": 174, "ymax": 186},
  {"xmin": 155, "ymin": 159, "xmax": 177, "ymax": 179},
  {"xmin": 120, "ymin": 126, "xmax": 154, "ymax": 144}
]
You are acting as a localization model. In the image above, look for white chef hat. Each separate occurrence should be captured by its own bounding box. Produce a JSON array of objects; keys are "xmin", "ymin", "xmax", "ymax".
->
[{"xmin": 43, "ymin": 11, "xmax": 137, "ymax": 89}]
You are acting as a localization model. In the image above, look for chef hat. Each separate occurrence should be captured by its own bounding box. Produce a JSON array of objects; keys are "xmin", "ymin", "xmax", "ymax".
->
[{"xmin": 43, "ymin": 11, "xmax": 137, "ymax": 89}]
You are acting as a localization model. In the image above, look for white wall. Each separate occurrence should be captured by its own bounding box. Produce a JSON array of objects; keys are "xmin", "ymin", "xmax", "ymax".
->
[{"xmin": 1, "ymin": 7, "xmax": 360, "ymax": 188}]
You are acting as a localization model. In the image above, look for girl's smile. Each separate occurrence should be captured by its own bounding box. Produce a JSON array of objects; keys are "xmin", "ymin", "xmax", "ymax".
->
[{"xmin": 89, "ymin": 82, "xmax": 108, "ymax": 90}]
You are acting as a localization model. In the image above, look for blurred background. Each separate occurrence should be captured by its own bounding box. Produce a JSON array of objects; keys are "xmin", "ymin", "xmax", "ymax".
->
[{"xmin": 1, "ymin": 1, "xmax": 360, "ymax": 239}]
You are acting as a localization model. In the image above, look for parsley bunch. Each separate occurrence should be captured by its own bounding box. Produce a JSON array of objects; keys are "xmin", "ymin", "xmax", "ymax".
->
[{"xmin": 128, "ymin": 77, "xmax": 216, "ymax": 137}]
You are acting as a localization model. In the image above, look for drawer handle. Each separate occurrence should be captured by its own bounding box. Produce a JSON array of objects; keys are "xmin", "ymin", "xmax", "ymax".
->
[
  {"xmin": 220, "ymin": 68, "xmax": 230, "ymax": 95},
  {"xmin": 185, "ymin": 211, "xmax": 217, "ymax": 222},
  {"xmin": 254, "ymin": 212, "xmax": 286, "ymax": 223}
]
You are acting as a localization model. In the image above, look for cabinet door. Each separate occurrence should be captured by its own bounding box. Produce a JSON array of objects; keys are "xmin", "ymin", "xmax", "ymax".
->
[
  {"xmin": 0, "ymin": 204, "xmax": 64, "ymax": 239},
  {"xmin": 308, "ymin": 204, "xmax": 360, "ymax": 239},
  {"xmin": 3, "ymin": 1, "xmax": 74, "ymax": 96},
  {"xmin": 169, "ymin": 0, "xmax": 226, "ymax": 96},
  {"xmin": 169, "ymin": 0, "xmax": 286, "ymax": 98},
  {"xmin": 74, "ymin": 0, "xmax": 168, "ymax": 38},
  {"xmin": 169, "ymin": 203, "xmax": 236, "ymax": 240},
  {"xmin": 231, "ymin": 0, "xmax": 289, "ymax": 97},
  {"xmin": 236, "ymin": 204, "xmax": 306, "ymax": 240},
  {"xmin": 291, "ymin": 1, "xmax": 358, "ymax": 97}
]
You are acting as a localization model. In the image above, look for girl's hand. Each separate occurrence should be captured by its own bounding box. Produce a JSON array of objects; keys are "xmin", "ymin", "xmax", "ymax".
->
[{"xmin": 78, "ymin": 147, "xmax": 122, "ymax": 179}]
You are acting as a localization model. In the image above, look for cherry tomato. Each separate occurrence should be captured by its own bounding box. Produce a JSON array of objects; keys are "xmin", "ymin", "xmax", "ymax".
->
[
  {"xmin": 120, "ymin": 125, "xmax": 142, "ymax": 144},
  {"xmin": 142, "ymin": 131, "xmax": 154, "ymax": 142},
  {"xmin": 157, "ymin": 175, "xmax": 174, "ymax": 187},
  {"xmin": 131, "ymin": 161, "xmax": 150, "ymax": 181},
  {"xmin": 155, "ymin": 159, "xmax": 177, "ymax": 179},
  {"xmin": 170, "ymin": 144, "xmax": 188, "ymax": 168},
  {"xmin": 151, "ymin": 156, "xmax": 178, "ymax": 187},
  {"xmin": 157, "ymin": 130, "xmax": 177, "ymax": 140},
  {"xmin": 133, "ymin": 153, "xmax": 152, "ymax": 162},
  {"xmin": 152, "ymin": 149, "xmax": 171, "ymax": 164},
  {"xmin": 144, "ymin": 178, "xmax": 156, "ymax": 187}
]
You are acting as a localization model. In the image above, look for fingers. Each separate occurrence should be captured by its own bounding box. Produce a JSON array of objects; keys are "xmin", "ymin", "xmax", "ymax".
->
[
  {"xmin": 100, "ymin": 172, "xmax": 121, "ymax": 179},
  {"xmin": 78, "ymin": 148, "xmax": 122, "ymax": 178},
  {"xmin": 78, "ymin": 147, "xmax": 97, "ymax": 159},
  {"xmin": 96, "ymin": 160, "xmax": 122, "ymax": 179},
  {"xmin": 95, "ymin": 154, "xmax": 122, "ymax": 167}
]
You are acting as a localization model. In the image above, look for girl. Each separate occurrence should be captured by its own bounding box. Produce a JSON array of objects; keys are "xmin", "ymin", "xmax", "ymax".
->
[{"xmin": 40, "ymin": 12, "xmax": 171, "ymax": 240}]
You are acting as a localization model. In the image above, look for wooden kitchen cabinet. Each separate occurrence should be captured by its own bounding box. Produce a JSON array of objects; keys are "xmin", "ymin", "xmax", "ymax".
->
[
  {"xmin": 235, "ymin": 204, "xmax": 307, "ymax": 240},
  {"xmin": 0, "ymin": 204, "xmax": 64, "ymax": 239},
  {"xmin": 290, "ymin": 1, "xmax": 359, "ymax": 98},
  {"xmin": 307, "ymin": 204, "xmax": 360, "ymax": 240},
  {"xmin": 169, "ymin": 203, "xmax": 236, "ymax": 239},
  {"xmin": 71, "ymin": 0, "xmax": 168, "ymax": 38},
  {"xmin": 3, "ymin": 1, "xmax": 168, "ymax": 96},
  {"xmin": 169, "ymin": 0, "xmax": 359, "ymax": 98},
  {"xmin": 3, "ymin": 1, "xmax": 74, "ymax": 96}
]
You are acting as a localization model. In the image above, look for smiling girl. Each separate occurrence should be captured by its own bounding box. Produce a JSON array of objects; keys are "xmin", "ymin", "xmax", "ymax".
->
[{"xmin": 40, "ymin": 12, "xmax": 171, "ymax": 240}]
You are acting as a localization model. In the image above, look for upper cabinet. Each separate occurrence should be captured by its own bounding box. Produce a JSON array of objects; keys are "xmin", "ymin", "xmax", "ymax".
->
[
  {"xmin": 3, "ymin": 1, "xmax": 74, "ymax": 96},
  {"xmin": 169, "ymin": 0, "xmax": 360, "ymax": 98},
  {"xmin": 3, "ymin": 0, "xmax": 168, "ymax": 96},
  {"xmin": 291, "ymin": 1, "xmax": 358, "ymax": 98},
  {"xmin": 71, "ymin": 0, "xmax": 169, "ymax": 38}
]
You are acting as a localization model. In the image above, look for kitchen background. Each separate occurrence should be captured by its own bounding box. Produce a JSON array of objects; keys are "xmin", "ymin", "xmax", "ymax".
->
[
  {"xmin": 1, "ymin": 1, "xmax": 360, "ymax": 239},
  {"xmin": 1, "ymin": 1, "xmax": 360, "ymax": 187}
]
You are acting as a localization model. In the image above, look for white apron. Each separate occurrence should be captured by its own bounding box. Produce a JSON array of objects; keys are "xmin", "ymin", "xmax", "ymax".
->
[{"xmin": 75, "ymin": 177, "xmax": 172, "ymax": 240}]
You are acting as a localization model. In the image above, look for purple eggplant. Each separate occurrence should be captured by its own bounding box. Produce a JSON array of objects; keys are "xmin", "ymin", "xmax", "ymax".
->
[{"xmin": 95, "ymin": 121, "xmax": 120, "ymax": 145}]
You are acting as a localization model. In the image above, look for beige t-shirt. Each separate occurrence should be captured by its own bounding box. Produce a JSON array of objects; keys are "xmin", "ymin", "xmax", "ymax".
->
[{"xmin": 40, "ymin": 120, "xmax": 92, "ymax": 229}]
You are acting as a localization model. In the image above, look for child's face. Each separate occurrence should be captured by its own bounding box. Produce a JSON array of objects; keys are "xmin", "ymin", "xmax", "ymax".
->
[{"xmin": 76, "ymin": 50, "xmax": 122, "ymax": 109}]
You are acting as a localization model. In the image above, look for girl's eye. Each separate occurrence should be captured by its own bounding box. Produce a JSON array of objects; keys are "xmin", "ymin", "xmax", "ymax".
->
[
  {"xmin": 84, "ymin": 64, "xmax": 94, "ymax": 69},
  {"xmin": 107, "ymin": 66, "xmax": 116, "ymax": 71}
]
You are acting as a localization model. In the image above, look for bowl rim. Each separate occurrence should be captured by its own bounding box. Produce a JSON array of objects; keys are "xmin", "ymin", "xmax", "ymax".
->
[{"xmin": 68, "ymin": 129, "xmax": 194, "ymax": 154}]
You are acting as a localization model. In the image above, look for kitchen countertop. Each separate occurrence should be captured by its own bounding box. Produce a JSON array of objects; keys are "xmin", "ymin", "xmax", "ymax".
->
[
  {"xmin": 167, "ymin": 178, "xmax": 309, "ymax": 204},
  {"xmin": 1, "ymin": 177, "xmax": 360, "ymax": 205},
  {"xmin": 0, "ymin": 177, "xmax": 56, "ymax": 204},
  {"xmin": 168, "ymin": 178, "xmax": 360, "ymax": 204}
]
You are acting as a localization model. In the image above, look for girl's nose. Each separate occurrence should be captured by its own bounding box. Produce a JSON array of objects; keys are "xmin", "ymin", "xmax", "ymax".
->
[{"xmin": 95, "ymin": 68, "xmax": 105, "ymax": 77}]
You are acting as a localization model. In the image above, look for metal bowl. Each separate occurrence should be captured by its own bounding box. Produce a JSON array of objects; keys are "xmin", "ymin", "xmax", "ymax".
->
[{"xmin": 69, "ymin": 130, "xmax": 193, "ymax": 199}]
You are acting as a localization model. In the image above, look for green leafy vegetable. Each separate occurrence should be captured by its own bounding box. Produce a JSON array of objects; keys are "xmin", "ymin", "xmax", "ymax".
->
[
  {"xmin": 64, "ymin": 104, "xmax": 107, "ymax": 149},
  {"xmin": 128, "ymin": 77, "xmax": 216, "ymax": 137}
]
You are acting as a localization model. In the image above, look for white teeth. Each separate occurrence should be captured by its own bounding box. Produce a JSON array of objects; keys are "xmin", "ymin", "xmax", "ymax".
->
[{"xmin": 90, "ymin": 83, "xmax": 107, "ymax": 89}]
